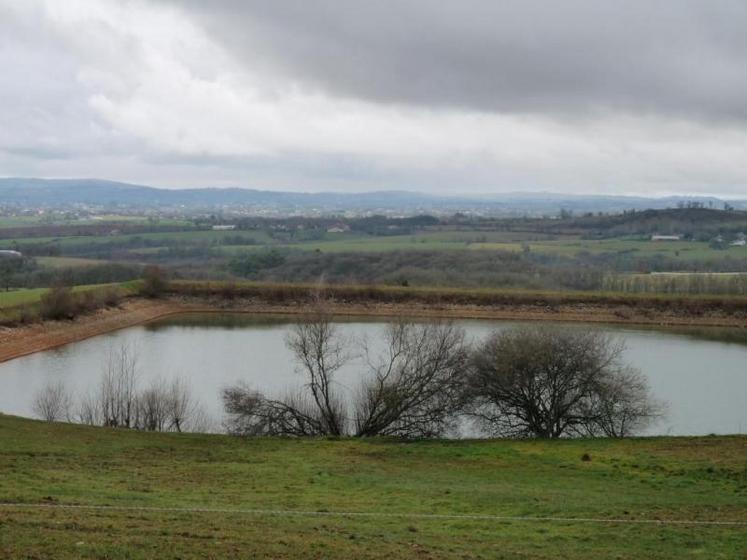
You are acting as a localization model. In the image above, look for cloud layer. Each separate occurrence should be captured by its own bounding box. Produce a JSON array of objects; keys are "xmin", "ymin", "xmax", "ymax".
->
[{"xmin": 1, "ymin": 0, "xmax": 746, "ymax": 195}]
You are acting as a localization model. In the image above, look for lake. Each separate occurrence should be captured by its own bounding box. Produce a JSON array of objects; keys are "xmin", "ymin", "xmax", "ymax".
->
[{"xmin": 1, "ymin": 314, "xmax": 746, "ymax": 436}]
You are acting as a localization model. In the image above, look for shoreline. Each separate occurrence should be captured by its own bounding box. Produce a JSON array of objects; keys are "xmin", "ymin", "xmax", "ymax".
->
[{"xmin": 1, "ymin": 294, "xmax": 746, "ymax": 364}]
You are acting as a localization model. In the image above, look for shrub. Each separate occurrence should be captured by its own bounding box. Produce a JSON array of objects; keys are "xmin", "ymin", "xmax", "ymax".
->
[
  {"xmin": 100, "ymin": 287, "xmax": 122, "ymax": 307},
  {"xmin": 468, "ymin": 325, "xmax": 665, "ymax": 438},
  {"xmin": 39, "ymin": 286, "xmax": 78, "ymax": 320},
  {"xmin": 140, "ymin": 266, "xmax": 169, "ymax": 298}
]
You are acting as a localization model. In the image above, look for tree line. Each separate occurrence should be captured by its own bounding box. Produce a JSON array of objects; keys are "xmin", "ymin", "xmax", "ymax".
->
[
  {"xmin": 30, "ymin": 315, "xmax": 664, "ymax": 440},
  {"xmin": 32, "ymin": 344, "xmax": 214, "ymax": 433},
  {"xmin": 223, "ymin": 310, "xmax": 665, "ymax": 439}
]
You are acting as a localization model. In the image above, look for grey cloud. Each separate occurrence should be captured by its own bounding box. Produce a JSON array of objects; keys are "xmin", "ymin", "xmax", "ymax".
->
[
  {"xmin": 1, "ymin": 0, "xmax": 747, "ymax": 196},
  {"xmin": 2, "ymin": 145, "xmax": 74, "ymax": 160},
  {"xmin": 170, "ymin": 0, "xmax": 747, "ymax": 121}
]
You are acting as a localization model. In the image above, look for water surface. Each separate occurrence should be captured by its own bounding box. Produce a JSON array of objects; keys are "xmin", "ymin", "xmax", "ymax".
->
[{"xmin": 1, "ymin": 314, "xmax": 745, "ymax": 436}]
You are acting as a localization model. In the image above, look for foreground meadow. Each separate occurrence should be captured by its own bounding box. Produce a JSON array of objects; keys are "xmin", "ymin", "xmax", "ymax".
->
[{"xmin": 0, "ymin": 415, "xmax": 745, "ymax": 558}]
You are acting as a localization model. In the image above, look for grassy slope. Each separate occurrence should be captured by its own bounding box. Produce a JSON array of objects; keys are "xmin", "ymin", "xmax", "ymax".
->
[{"xmin": 0, "ymin": 415, "xmax": 745, "ymax": 559}]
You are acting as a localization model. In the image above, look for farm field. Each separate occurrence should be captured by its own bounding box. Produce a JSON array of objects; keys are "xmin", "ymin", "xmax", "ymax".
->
[
  {"xmin": 0, "ymin": 415, "xmax": 744, "ymax": 559},
  {"xmin": 0, "ymin": 228, "xmax": 272, "ymax": 248},
  {"xmin": 5, "ymin": 226, "xmax": 747, "ymax": 261},
  {"xmin": 220, "ymin": 231, "xmax": 744, "ymax": 256},
  {"xmin": 0, "ymin": 215, "xmax": 192, "ymax": 228},
  {"xmin": 34, "ymin": 256, "xmax": 107, "ymax": 268},
  {"xmin": 2, "ymin": 209, "xmax": 747, "ymax": 297}
]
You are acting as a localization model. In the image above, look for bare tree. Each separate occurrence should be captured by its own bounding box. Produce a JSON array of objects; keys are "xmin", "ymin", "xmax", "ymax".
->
[
  {"xmin": 165, "ymin": 377, "xmax": 196, "ymax": 433},
  {"xmin": 31, "ymin": 380, "xmax": 72, "ymax": 422},
  {"xmin": 284, "ymin": 313, "xmax": 350, "ymax": 435},
  {"xmin": 184, "ymin": 405, "xmax": 218, "ymax": 434},
  {"xmin": 223, "ymin": 314, "xmax": 470, "ymax": 439},
  {"xmin": 98, "ymin": 344, "xmax": 139, "ymax": 428},
  {"xmin": 468, "ymin": 325, "xmax": 663, "ymax": 438},
  {"xmin": 583, "ymin": 368, "xmax": 666, "ymax": 437},
  {"xmin": 135, "ymin": 378, "xmax": 170, "ymax": 431},
  {"xmin": 75, "ymin": 345, "xmax": 203, "ymax": 433},
  {"xmin": 133, "ymin": 376, "xmax": 202, "ymax": 432},
  {"xmin": 76, "ymin": 391, "xmax": 102, "ymax": 426},
  {"xmin": 223, "ymin": 384, "xmax": 329, "ymax": 436},
  {"xmin": 354, "ymin": 321, "xmax": 469, "ymax": 438},
  {"xmin": 29, "ymin": 345, "xmax": 209, "ymax": 433}
]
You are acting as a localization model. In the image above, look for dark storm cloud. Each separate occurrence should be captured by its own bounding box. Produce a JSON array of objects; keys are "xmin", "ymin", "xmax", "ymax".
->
[{"xmin": 170, "ymin": 0, "xmax": 747, "ymax": 121}]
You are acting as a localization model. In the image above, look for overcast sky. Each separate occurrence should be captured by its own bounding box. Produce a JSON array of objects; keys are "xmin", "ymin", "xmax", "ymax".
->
[{"xmin": 2, "ymin": 0, "xmax": 747, "ymax": 196}]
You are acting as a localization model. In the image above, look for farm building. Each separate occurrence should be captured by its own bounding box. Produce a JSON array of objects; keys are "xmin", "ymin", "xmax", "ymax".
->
[
  {"xmin": 326, "ymin": 223, "xmax": 350, "ymax": 233},
  {"xmin": 0, "ymin": 250, "xmax": 22, "ymax": 258},
  {"xmin": 650, "ymin": 234, "xmax": 681, "ymax": 241}
]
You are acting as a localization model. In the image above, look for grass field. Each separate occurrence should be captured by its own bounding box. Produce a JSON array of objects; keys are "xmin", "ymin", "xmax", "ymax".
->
[
  {"xmin": 34, "ymin": 256, "xmax": 106, "ymax": 268},
  {"xmin": 0, "ymin": 282, "xmax": 138, "ymax": 310},
  {"xmin": 212, "ymin": 235, "xmax": 747, "ymax": 261},
  {"xmin": 0, "ymin": 287, "xmax": 50, "ymax": 308},
  {"xmin": 0, "ymin": 415, "xmax": 744, "ymax": 559},
  {"xmin": 273, "ymin": 232, "xmax": 747, "ymax": 259}
]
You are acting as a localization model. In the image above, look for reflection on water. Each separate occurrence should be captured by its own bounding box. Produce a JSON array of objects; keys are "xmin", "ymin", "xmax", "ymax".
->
[{"xmin": 1, "ymin": 314, "xmax": 745, "ymax": 436}]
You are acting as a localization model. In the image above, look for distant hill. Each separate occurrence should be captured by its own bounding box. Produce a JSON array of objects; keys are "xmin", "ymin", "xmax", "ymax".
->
[
  {"xmin": 549, "ymin": 207, "xmax": 747, "ymax": 237},
  {"xmin": 0, "ymin": 178, "xmax": 744, "ymax": 215},
  {"xmin": 0, "ymin": 178, "xmax": 445, "ymax": 210}
]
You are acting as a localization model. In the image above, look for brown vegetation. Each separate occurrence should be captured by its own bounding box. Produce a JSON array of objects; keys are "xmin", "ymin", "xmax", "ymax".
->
[
  {"xmin": 467, "ymin": 326, "xmax": 664, "ymax": 438},
  {"xmin": 1, "ymin": 281, "xmax": 747, "ymax": 368},
  {"xmin": 223, "ymin": 311, "xmax": 469, "ymax": 438},
  {"xmin": 166, "ymin": 280, "xmax": 747, "ymax": 316}
]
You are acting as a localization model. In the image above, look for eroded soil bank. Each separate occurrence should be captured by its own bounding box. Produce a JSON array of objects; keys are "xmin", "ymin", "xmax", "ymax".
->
[{"xmin": 1, "ymin": 293, "xmax": 746, "ymax": 364}]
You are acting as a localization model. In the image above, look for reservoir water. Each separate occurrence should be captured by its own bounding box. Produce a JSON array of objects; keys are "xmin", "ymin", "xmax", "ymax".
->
[{"xmin": 1, "ymin": 314, "xmax": 745, "ymax": 436}]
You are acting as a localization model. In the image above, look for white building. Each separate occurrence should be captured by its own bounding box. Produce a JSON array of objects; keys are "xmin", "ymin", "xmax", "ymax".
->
[{"xmin": 326, "ymin": 222, "xmax": 350, "ymax": 233}]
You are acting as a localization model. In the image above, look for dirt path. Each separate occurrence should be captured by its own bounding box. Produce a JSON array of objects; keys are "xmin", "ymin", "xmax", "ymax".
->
[{"xmin": 1, "ymin": 296, "xmax": 745, "ymax": 364}]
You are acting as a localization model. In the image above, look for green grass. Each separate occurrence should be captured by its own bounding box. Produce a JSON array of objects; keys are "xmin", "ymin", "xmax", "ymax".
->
[
  {"xmin": 0, "ymin": 216, "xmax": 47, "ymax": 228},
  {"xmin": 267, "ymin": 233, "xmax": 747, "ymax": 260},
  {"xmin": 0, "ymin": 287, "xmax": 50, "ymax": 308},
  {"xmin": 0, "ymin": 282, "xmax": 138, "ymax": 310},
  {"xmin": 0, "ymin": 416, "xmax": 744, "ymax": 559},
  {"xmin": 35, "ymin": 256, "xmax": 107, "ymax": 268}
]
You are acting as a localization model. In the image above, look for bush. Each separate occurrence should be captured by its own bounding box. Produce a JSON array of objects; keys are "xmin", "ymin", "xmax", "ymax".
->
[
  {"xmin": 39, "ymin": 286, "xmax": 78, "ymax": 320},
  {"xmin": 99, "ymin": 287, "xmax": 122, "ymax": 307},
  {"xmin": 140, "ymin": 266, "xmax": 169, "ymax": 298},
  {"xmin": 228, "ymin": 250, "xmax": 287, "ymax": 277},
  {"xmin": 467, "ymin": 325, "xmax": 665, "ymax": 438}
]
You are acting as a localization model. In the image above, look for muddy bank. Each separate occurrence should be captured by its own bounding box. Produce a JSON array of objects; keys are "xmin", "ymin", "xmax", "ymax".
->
[{"xmin": 1, "ymin": 294, "xmax": 746, "ymax": 364}]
